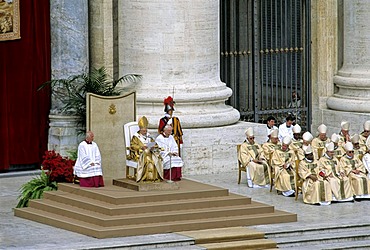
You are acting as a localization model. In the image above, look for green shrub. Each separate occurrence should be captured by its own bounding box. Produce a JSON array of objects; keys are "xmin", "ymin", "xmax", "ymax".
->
[{"xmin": 16, "ymin": 171, "xmax": 58, "ymax": 208}]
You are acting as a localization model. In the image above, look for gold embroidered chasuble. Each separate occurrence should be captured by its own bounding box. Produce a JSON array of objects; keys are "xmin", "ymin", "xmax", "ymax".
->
[
  {"xmin": 339, "ymin": 155, "xmax": 370, "ymax": 196},
  {"xmin": 298, "ymin": 159, "xmax": 332, "ymax": 204},
  {"xmin": 262, "ymin": 142, "xmax": 280, "ymax": 162},
  {"xmin": 271, "ymin": 148, "xmax": 296, "ymax": 192},
  {"xmin": 312, "ymin": 137, "xmax": 330, "ymax": 160},
  {"xmin": 318, "ymin": 155, "xmax": 353, "ymax": 200},
  {"xmin": 130, "ymin": 134, "xmax": 163, "ymax": 182},
  {"xmin": 238, "ymin": 141, "xmax": 270, "ymax": 186}
]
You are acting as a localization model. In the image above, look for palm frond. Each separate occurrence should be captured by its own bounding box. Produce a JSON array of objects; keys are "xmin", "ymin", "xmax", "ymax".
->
[
  {"xmin": 16, "ymin": 171, "xmax": 58, "ymax": 208},
  {"xmin": 38, "ymin": 66, "xmax": 142, "ymax": 132}
]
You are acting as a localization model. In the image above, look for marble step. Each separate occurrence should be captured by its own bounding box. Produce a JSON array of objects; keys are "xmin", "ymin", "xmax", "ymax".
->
[
  {"xmin": 43, "ymin": 190, "xmax": 252, "ymax": 215},
  {"xmin": 28, "ymin": 198, "xmax": 274, "ymax": 227},
  {"xmin": 298, "ymin": 239, "xmax": 370, "ymax": 250},
  {"xmin": 270, "ymin": 229, "xmax": 370, "ymax": 248},
  {"xmin": 14, "ymin": 206, "xmax": 296, "ymax": 238},
  {"xmin": 57, "ymin": 182, "xmax": 229, "ymax": 205}
]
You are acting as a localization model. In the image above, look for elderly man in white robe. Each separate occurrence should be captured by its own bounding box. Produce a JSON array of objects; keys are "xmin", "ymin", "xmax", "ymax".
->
[
  {"xmin": 74, "ymin": 131, "xmax": 104, "ymax": 187},
  {"xmin": 156, "ymin": 125, "xmax": 184, "ymax": 181},
  {"xmin": 238, "ymin": 127, "xmax": 270, "ymax": 188}
]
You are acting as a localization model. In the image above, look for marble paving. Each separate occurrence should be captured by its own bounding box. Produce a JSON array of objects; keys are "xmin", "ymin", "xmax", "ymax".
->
[{"xmin": 1, "ymin": 170, "xmax": 370, "ymax": 249}]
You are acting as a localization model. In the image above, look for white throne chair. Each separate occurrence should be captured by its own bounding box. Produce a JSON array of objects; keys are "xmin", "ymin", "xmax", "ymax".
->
[{"xmin": 124, "ymin": 121, "xmax": 140, "ymax": 179}]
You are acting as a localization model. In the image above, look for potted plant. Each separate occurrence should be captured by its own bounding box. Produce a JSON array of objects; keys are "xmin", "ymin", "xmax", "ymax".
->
[
  {"xmin": 38, "ymin": 66, "xmax": 142, "ymax": 129},
  {"xmin": 16, "ymin": 150, "xmax": 76, "ymax": 208}
]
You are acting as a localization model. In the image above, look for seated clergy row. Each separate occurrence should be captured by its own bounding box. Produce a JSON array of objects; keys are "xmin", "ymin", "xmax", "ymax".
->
[
  {"xmin": 128, "ymin": 116, "xmax": 184, "ymax": 183},
  {"xmin": 238, "ymin": 124, "xmax": 370, "ymax": 205}
]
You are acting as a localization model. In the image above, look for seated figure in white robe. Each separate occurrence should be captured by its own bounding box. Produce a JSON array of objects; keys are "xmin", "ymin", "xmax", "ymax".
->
[{"xmin": 156, "ymin": 125, "xmax": 184, "ymax": 181}]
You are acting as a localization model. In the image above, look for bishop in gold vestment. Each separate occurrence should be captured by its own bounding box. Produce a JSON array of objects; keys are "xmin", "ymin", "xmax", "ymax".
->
[
  {"xmin": 271, "ymin": 136, "xmax": 296, "ymax": 197},
  {"xmin": 130, "ymin": 116, "xmax": 164, "ymax": 182},
  {"xmin": 238, "ymin": 128, "xmax": 270, "ymax": 188},
  {"xmin": 299, "ymin": 145, "xmax": 332, "ymax": 205},
  {"xmin": 318, "ymin": 142, "xmax": 353, "ymax": 202},
  {"xmin": 339, "ymin": 142, "xmax": 370, "ymax": 199},
  {"xmin": 311, "ymin": 124, "xmax": 330, "ymax": 160}
]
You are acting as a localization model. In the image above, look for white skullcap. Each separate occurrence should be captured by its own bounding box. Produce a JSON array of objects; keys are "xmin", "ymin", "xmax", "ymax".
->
[
  {"xmin": 317, "ymin": 124, "xmax": 327, "ymax": 134},
  {"xmin": 302, "ymin": 131, "xmax": 313, "ymax": 142},
  {"xmin": 351, "ymin": 134, "xmax": 360, "ymax": 144},
  {"xmin": 344, "ymin": 142, "xmax": 354, "ymax": 151},
  {"xmin": 245, "ymin": 127, "xmax": 254, "ymax": 137},
  {"xmin": 292, "ymin": 124, "xmax": 302, "ymax": 133},
  {"xmin": 325, "ymin": 142, "xmax": 334, "ymax": 151},
  {"xmin": 341, "ymin": 121, "xmax": 350, "ymax": 131},
  {"xmin": 270, "ymin": 129, "xmax": 279, "ymax": 138},
  {"xmin": 304, "ymin": 145, "xmax": 313, "ymax": 154},
  {"xmin": 302, "ymin": 144, "xmax": 308, "ymax": 152},
  {"xmin": 366, "ymin": 136, "xmax": 370, "ymax": 150},
  {"xmin": 331, "ymin": 133, "xmax": 339, "ymax": 143},
  {"xmin": 364, "ymin": 120, "xmax": 370, "ymax": 131},
  {"xmin": 282, "ymin": 136, "xmax": 292, "ymax": 145}
]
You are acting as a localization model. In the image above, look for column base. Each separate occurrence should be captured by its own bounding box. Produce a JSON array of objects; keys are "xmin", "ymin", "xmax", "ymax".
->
[{"xmin": 151, "ymin": 121, "xmax": 267, "ymax": 175}]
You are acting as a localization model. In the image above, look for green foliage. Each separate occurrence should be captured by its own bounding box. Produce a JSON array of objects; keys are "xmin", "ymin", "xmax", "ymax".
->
[
  {"xmin": 38, "ymin": 66, "xmax": 142, "ymax": 129},
  {"xmin": 16, "ymin": 171, "xmax": 58, "ymax": 208},
  {"xmin": 66, "ymin": 149, "xmax": 78, "ymax": 161}
]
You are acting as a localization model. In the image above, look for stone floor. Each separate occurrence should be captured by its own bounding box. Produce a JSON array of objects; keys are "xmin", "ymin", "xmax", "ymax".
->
[{"xmin": 1, "ymin": 169, "xmax": 370, "ymax": 250}]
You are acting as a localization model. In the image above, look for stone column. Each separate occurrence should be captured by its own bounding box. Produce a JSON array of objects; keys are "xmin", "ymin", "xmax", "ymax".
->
[
  {"xmin": 49, "ymin": 0, "xmax": 89, "ymax": 155},
  {"xmin": 89, "ymin": 0, "xmax": 119, "ymax": 78},
  {"xmin": 327, "ymin": 1, "xmax": 370, "ymax": 113},
  {"xmin": 310, "ymin": 0, "xmax": 339, "ymax": 131},
  {"xmin": 118, "ymin": 0, "xmax": 240, "ymax": 128}
]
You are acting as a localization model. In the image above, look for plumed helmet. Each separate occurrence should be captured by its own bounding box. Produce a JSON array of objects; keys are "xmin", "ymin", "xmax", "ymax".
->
[{"xmin": 164, "ymin": 96, "xmax": 175, "ymax": 112}]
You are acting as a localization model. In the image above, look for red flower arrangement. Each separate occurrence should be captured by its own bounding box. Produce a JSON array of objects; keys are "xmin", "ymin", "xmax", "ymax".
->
[{"xmin": 41, "ymin": 150, "xmax": 75, "ymax": 183}]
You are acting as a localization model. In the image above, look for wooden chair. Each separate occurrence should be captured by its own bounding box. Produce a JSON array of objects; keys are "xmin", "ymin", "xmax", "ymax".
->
[
  {"xmin": 237, "ymin": 144, "xmax": 246, "ymax": 184},
  {"xmin": 123, "ymin": 121, "xmax": 140, "ymax": 180},
  {"xmin": 294, "ymin": 159, "xmax": 302, "ymax": 200}
]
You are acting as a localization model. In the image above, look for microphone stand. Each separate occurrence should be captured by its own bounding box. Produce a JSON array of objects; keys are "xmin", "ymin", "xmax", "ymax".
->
[{"xmin": 167, "ymin": 153, "xmax": 173, "ymax": 183}]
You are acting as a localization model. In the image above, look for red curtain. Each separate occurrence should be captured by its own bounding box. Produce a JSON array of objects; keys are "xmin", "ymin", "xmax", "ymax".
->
[{"xmin": 0, "ymin": 0, "xmax": 51, "ymax": 171}]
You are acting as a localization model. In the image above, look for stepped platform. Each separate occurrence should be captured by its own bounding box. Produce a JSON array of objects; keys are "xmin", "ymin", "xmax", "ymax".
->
[
  {"xmin": 14, "ymin": 178, "xmax": 296, "ymax": 239},
  {"xmin": 4, "ymin": 171, "xmax": 370, "ymax": 249}
]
